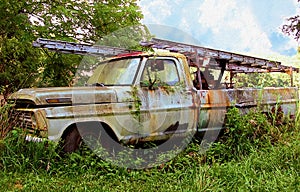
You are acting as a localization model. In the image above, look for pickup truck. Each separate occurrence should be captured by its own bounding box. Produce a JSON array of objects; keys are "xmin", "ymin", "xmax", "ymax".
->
[{"xmin": 9, "ymin": 38, "xmax": 299, "ymax": 153}]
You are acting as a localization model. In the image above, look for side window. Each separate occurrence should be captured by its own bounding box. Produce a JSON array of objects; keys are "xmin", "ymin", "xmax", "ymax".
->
[{"xmin": 141, "ymin": 59, "xmax": 180, "ymax": 87}]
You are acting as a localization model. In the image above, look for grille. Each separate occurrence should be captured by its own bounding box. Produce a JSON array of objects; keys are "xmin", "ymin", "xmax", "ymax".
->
[{"xmin": 12, "ymin": 110, "xmax": 37, "ymax": 133}]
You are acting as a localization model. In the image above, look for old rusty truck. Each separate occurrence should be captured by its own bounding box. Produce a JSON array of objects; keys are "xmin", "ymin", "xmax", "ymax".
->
[{"xmin": 9, "ymin": 38, "xmax": 299, "ymax": 153}]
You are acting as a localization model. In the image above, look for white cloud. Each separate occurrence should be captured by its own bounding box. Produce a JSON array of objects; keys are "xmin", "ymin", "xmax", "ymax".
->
[
  {"xmin": 197, "ymin": 0, "xmax": 274, "ymax": 57},
  {"xmin": 139, "ymin": 0, "xmax": 299, "ymax": 61},
  {"xmin": 198, "ymin": 0, "xmax": 237, "ymax": 33},
  {"xmin": 138, "ymin": 1, "xmax": 172, "ymax": 24},
  {"xmin": 178, "ymin": 17, "xmax": 188, "ymax": 31}
]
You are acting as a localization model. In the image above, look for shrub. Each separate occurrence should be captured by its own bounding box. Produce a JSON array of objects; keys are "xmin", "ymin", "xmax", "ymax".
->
[
  {"xmin": 0, "ymin": 103, "xmax": 15, "ymax": 139},
  {"xmin": 206, "ymin": 107, "xmax": 299, "ymax": 163}
]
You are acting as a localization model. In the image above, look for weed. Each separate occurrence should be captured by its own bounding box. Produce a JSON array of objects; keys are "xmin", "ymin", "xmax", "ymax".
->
[
  {"xmin": 0, "ymin": 103, "xmax": 15, "ymax": 139},
  {"xmin": 0, "ymin": 106, "xmax": 299, "ymax": 191},
  {"xmin": 206, "ymin": 107, "xmax": 299, "ymax": 163},
  {"xmin": 130, "ymin": 85, "xmax": 142, "ymax": 121},
  {"xmin": 0, "ymin": 129, "xmax": 59, "ymax": 173}
]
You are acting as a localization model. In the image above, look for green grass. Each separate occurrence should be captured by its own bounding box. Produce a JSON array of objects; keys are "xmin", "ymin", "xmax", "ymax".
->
[
  {"xmin": 0, "ymin": 136, "xmax": 299, "ymax": 191},
  {"xmin": 208, "ymin": 138, "xmax": 300, "ymax": 191},
  {"xmin": 0, "ymin": 107, "xmax": 299, "ymax": 191}
]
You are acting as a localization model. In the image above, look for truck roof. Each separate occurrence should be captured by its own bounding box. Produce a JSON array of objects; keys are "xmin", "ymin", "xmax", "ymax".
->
[{"xmin": 113, "ymin": 49, "xmax": 186, "ymax": 60}]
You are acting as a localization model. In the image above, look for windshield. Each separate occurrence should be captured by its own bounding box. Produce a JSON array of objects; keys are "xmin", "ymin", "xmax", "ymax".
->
[{"xmin": 87, "ymin": 58, "xmax": 141, "ymax": 86}]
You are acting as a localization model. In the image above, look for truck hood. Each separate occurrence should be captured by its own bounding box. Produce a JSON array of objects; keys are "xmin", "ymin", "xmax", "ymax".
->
[{"xmin": 9, "ymin": 87, "xmax": 119, "ymax": 106}]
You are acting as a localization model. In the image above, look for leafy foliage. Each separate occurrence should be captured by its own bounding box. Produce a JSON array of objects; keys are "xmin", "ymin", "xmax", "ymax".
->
[
  {"xmin": 0, "ymin": 0, "xmax": 146, "ymax": 99},
  {"xmin": 233, "ymin": 72, "xmax": 291, "ymax": 88},
  {"xmin": 282, "ymin": 0, "xmax": 300, "ymax": 41},
  {"xmin": 206, "ymin": 107, "xmax": 298, "ymax": 163},
  {"xmin": 0, "ymin": 37, "xmax": 40, "ymax": 99},
  {"xmin": 0, "ymin": 110, "xmax": 299, "ymax": 191}
]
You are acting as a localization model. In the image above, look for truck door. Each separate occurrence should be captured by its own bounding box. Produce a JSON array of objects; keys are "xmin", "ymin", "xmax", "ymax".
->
[{"xmin": 137, "ymin": 57, "xmax": 196, "ymax": 139}]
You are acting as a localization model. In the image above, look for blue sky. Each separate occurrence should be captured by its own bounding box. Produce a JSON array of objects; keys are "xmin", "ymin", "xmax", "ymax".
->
[{"xmin": 138, "ymin": 0, "xmax": 299, "ymax": 63}]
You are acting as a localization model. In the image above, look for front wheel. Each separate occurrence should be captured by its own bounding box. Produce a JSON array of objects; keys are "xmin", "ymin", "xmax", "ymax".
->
[
  {"xmin": 61, "ymin": 122, "xmax": 120, "ymax": 155},
  {"xmin": 62, "ymin": 126, "xmax": 82, "ymax": 153}
]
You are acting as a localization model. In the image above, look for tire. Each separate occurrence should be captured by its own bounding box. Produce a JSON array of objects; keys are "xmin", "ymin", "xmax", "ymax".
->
[
  {"xmin": 62, "ymin": 122, "xmax": 120, "ymax": 155},
  {"xmin": 62, "ymin": 126, "xmax": 82, "ymax": 153}
]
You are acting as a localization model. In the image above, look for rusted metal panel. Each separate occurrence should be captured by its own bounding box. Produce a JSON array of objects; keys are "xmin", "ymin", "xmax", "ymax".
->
[
  {"xmin": 196, "ymin": 87, "xmax": 298, "ymax": 131},
  {"xmin": 197, "ymin": 90, "xmax": 230, "ymax": 131}
]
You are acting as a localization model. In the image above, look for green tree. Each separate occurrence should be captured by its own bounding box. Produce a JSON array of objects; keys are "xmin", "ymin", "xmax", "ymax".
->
[
  {"xmin": 234, "ymin": 73, "xmax": 291, "ymax": 88},
  {"xmin": 282, "ymin": 0, "xmax": 300, "ymax": 41},
  {"xmin": 0, "ymin": 0, "xmax": 146, "ymax": 100},
  {"xmin": 282, "ymin": 1, "xmax": 300, "ymax": 87}
]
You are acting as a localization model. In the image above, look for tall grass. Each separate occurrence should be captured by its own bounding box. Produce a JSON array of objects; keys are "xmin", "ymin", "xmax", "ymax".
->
[
  {"xmin": 0, "ymin": 103, "xmax": 15, "ymax": 139},
  {"xmin": 0, "ymin": 104, "xmax": 299, "ymax": 191},
  {"xmin": 205, "ymin": 107, "xmax": 299, "ymax": 163}
]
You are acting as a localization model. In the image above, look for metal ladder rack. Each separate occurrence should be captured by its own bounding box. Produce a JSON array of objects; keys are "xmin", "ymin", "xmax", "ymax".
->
[
  {"xmin": 33, "ymin": 38, "xmax": 132, "ymax": 57},
  {"xmin": 141, "ymin": 38, "xmax": 299, "ymax": 73},
  {"xmin": 33, "ymin": 37, "xmax": 299, "ymax": 73}
]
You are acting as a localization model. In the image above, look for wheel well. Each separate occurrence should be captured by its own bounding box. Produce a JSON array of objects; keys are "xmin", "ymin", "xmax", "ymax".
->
[{"xmin": 61, "ymin": 121, "xmax": 119, "ymax": 142}]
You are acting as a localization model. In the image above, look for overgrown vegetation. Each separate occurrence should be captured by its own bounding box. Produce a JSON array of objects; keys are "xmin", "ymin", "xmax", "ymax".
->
[
  {"xmin": 0, "ymin": 105, "xmax": 299, "ymax": 191},
  {"xmin": 206, "ymin": 107, "xmax": 298, "ymax": 163},
  {"xmin": 234, "ymin": 72, "xmax": 292, "ymax": 88},
  {"xmin": 0, "ymin": 0, "xmax": 148, "ymax": 100},
  {"xmin": 0, "ymin": 103, "xmax": 15, "ymax": 139},
  {"xmin": 282, "ymin": 0, "xmax": 300, "ymax": 41}
]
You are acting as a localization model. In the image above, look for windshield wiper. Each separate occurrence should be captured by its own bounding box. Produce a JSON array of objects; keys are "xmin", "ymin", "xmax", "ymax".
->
[
  {"xmin": 85, "ymin": 83, "xmax": 105, "ymax": 87},
  {"xmin": 93, "ymin": 83, "xmax": 105, "ymax": 87}
]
